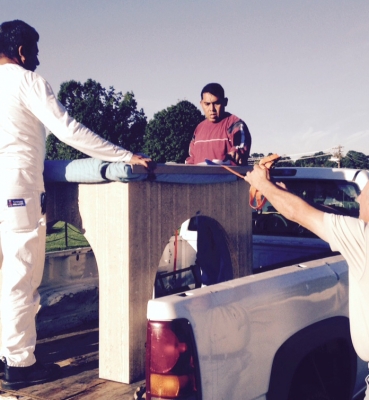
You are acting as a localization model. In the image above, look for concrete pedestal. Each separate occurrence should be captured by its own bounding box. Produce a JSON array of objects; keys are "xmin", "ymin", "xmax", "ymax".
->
[{"xmin": 45, "ymin": 165, "xmax": 253, "ymax": 383}]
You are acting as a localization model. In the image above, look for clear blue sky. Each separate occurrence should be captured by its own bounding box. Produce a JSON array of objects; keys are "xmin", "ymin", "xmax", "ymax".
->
[{"xmin": 2, "ymin": 0, "xmax": 368, "ymax": 159}]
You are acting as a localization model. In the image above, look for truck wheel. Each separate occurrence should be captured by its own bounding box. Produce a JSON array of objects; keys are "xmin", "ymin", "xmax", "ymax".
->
[
  {"xmin": 287, "ymin": 340, "xmax": 352, "ymax": 400},
  {"xmin": 268, "ymin": 318, "xmax": 356, "ymax": 400}
]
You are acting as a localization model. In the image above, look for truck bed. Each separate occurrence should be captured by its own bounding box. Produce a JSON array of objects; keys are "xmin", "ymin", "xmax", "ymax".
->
[{"xmin": 147, "ymin": 254, "xmax": 368, "ymax": 400}]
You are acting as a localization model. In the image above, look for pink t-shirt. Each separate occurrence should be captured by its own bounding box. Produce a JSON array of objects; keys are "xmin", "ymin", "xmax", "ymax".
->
[{"xmin": 186, "ymin": 113, "xmax": 251, "ymax": 165}]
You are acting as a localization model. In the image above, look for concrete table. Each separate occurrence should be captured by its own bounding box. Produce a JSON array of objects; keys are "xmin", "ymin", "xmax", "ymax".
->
[{"xmin": 43, "ymin": 164, "xmax": 253, "ymax": 383}]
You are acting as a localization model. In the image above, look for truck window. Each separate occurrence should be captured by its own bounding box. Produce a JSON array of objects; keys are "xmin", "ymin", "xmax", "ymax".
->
[{"xmin": 252, "ymin": 179, "xmax": 360, "ymax": 237}]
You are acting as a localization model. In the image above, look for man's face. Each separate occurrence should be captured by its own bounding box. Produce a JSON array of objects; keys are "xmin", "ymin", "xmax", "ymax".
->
[
  {"xmin": 200, "ymin": 92, "xmax": 227, "ymax": 123},
  {"xmin": 21, "ymin": 42, "xmax": 39, "ymax": 72},
  {"xmin": 357, "ymin": 182, "xmax": 369, "ymax": 222}
]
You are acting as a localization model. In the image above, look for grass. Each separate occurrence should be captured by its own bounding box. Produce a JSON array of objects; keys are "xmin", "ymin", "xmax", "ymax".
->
[{"xmin": 46, "ymin": 221, "xmax": 90, "ymax": 252}]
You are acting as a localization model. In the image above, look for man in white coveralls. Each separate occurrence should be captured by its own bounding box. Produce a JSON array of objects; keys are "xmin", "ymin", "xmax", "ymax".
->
[
  {"xmin": 245, "ymin": 163, "xmax": 369, "ymax": 398},
  {"xmin": 0, "ymin": 19, "xmax": 152, "ymax": 390}
]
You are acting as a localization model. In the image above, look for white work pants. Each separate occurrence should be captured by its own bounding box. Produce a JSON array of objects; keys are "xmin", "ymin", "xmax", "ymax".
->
[{"xmin": 0, "ymin": 188, "xmax": 46, "ymax": 367}]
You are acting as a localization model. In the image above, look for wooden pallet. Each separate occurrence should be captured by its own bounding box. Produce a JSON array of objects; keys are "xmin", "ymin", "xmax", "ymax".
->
[{"xmin": 0, "ymin": 322, "xmax": 144, "ymax": 400}]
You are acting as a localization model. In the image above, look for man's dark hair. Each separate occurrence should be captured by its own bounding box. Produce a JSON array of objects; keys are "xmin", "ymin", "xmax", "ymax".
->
[
  {"xmin": 0, "ymin": 20, "xmax": 39, "ymax": 59},
  {"xmin": 201, "ymin": 83, "xmax": 225, "ymax": 100}
]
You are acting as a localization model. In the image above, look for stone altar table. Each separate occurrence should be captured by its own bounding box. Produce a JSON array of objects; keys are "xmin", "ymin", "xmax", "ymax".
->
[{"xmin": 44, "ymin": 164, "xmax": 253, "ymax": 383}]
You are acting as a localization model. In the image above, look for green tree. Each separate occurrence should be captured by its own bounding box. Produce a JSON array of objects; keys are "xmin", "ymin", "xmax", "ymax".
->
[
  {"xmin": 278, "ymin": 156, "xmax": 294, "ymax": 167},
  {"xmin": 46, "ymin": 79, "xmax": 147, "ymax": 160},
  {"xmin": 295, "ymin": 152, "xmax": 335, "ymax": 168},
  {"xmin": 341, "ymin": 150, "xmax": 369, "ymax": 169},
  {"xmin": 143, "ymin": 100, "xmax": 204, "ymax": 163},
  {"xmin": 250, "ymin": 153, "xmax": 265, "ymax": 158}
]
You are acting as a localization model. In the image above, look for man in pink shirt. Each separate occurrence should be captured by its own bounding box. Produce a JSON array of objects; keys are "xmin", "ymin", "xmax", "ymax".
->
[{"xmin": 186, "ymin": 83, "xmax": 251, "ymax": 165}]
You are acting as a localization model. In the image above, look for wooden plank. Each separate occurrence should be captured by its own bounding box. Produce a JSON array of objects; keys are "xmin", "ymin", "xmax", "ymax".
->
[
  {"xmin": 64, "ymin": 379, "xmax": 145, "ymax": 400},
  {"xmin": 0, "ymin": 375, "xmax": 143, "ymax": 400},
  {"xmin": 0, "ymin": 324, "xmax": 143, "ymax": 400}
]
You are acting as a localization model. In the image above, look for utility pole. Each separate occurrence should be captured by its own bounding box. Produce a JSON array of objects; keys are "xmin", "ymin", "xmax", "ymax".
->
[{"xmin": 330, "ymin": 145, "xmax": 344, "ymax": 168}]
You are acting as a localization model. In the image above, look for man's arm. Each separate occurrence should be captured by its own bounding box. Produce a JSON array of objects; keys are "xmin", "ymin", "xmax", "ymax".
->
[
  {"xmin": 29, "ymin": 76, "xmax": 153, "ymax": 169},
  {"xmin": 226, "ymin": 121, "xmax": 251, "ymax": 165},
  {"xmin": 244, "ymin": 165, "xmax": 329, "ymax": 242},
  {"xmin": 185, "ymin": 135, "xmax": 195, "ymax": 164}
]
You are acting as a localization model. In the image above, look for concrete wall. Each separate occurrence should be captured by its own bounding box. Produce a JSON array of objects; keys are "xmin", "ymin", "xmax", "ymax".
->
[{"xmin": 37, "ymin": 248, "xmax": 99, "ymax": 338}]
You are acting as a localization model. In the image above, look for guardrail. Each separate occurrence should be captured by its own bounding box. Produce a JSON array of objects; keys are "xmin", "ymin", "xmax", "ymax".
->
[{"xmin": 38, "ymin": 247, "xmax": 99, "ymax": 338}]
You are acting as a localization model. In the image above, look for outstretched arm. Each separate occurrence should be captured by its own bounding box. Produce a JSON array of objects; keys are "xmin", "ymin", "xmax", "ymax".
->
[
  {"xmin": 185, "ymin": 136, "xmax": 195, "ymax": 164},
  {"xmin": 244, "ymin": 165, "xmax": 329, "ymax": 242}
]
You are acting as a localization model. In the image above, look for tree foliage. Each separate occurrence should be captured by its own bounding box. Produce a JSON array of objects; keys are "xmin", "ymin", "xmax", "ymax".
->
[
  {"xmin": 295, "ymin": 152, "xmax": 336, "ymax": 168},
  {"xmin": 277, "ymin": 156, "xmax": 295, "ymax": 167},
  {"xmin": 250, "ymin": 153, "xmax": 265, "ymax": 159},
  {"xmin": 142, "ymin": 100, "xmax": 204, "ymax": 163},
  {"xmin": 341, "ymin": 151, "xmax": 369, "ymax": 169},
  {"xmin": 46, "ymin": 79, "xmax": 147, "ymax": 160},
  {"xmin": 248, "ymin": 150, "xmax": 369, "ymax": 169}
]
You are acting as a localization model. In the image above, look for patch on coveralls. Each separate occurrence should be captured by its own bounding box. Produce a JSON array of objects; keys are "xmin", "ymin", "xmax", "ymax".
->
[{"xmin": 7, "ymin": 199, "xmax": 26, "ymax": 207}]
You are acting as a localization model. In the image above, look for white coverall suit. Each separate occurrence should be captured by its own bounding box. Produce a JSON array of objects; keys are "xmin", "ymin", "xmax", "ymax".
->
[{"xmin": 0, "ymin": 63, "xmax": 133, "ymax": 367}]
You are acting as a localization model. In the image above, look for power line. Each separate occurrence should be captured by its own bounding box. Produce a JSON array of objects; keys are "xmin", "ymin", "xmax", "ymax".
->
[{"xmin": 249, "ymin": 146, "xmax": 344, "ymax": 166}]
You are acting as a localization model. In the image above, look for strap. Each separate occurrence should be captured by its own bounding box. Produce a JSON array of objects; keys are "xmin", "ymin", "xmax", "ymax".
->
[
  {"xmin": 221, "ymin": 165, "xmax": 245, "ymax": 179},
  {"xmin": 218, "ymin": 153, "xmax": 280, "ymax": 210},
  {"xmin": 249, "ymin": 154, "xmax": 280, "ymax": 210}
]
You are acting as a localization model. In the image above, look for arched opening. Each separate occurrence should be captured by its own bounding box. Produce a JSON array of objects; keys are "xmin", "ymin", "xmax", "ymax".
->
[
  {"xmin": 46, "ymin": 220, "xmax": 90, "ymax": 252},
  {"xmin": 154, "ymin": 215, "xmax": 233, "ymax": 298},
  {"xmin": 37, "ymin": 221, "xmax": 98, "ymax": 338}
]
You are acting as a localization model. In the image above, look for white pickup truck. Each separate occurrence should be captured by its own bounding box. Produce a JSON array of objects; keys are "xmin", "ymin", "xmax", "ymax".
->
[{"xmin": 144, "ymin": 167, "xmax": 369, "ymax": 400}]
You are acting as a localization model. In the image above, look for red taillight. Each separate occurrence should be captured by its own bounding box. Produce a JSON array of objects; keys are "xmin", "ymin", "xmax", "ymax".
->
[
  {"xmin": 150, "ymin": 325, "xmax": 188, "ymax": 373},
  {"xmin": 146, "ymin": 319, "xmax": 200, "ymax": 400}
]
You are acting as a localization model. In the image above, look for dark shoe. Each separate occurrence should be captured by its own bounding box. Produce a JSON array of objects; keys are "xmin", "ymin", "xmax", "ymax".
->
[
  {"xmin": 134, "ymin": 384, "xmax": 146, "ymax": 399},
  {"xmin": 2, "ymin": 361, "xmax": 61, "ymax": 390}
]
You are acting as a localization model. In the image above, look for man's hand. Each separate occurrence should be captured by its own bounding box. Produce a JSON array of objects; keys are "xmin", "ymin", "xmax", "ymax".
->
[
  {"xmin": 129, "ymin": 154, "xmax": 156, "ymax": 170},
  {"xmin": 244, "ymin": 164, "xmax": 270, "ymax": 190},
  {"xmin": 224, "ymin": 149, "xmax": 247, "ymax": 165},
  {"xmin": 245, "ymin": 164, "xmax": 328, "ymax": 241}
]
